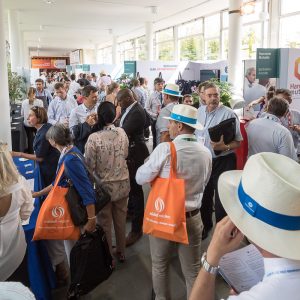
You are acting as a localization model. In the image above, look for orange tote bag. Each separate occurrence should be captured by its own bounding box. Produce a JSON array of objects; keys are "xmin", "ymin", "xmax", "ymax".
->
[
  {"xmin": 143, "ymin": 142, "xmax": 188, "ymax": 244},
  {"xmin": 33, "ymin": 164, "xmax": 80, "ymax": 241}
]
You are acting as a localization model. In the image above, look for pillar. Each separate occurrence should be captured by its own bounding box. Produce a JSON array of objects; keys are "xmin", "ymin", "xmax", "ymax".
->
[
  {"xmin": 228, "ymin": 0, "xmax": 243, "ymax": 94},
  {"xmin": 174, "ymin": 25, "xmax": 179, "ymax": 61},
  {"xmin": 94, "ymin": 44, "xmax": 98, "ymax": 64},
  {"xmin": 112, "ymin": 36, "xmax": 118, "ymax": 65},
  {"xmin": 8, "ymin": 10, "xmax": 21, "ymax": 73},
  {"xmin": 145, "ymin": 22, "xmax": 154, "ymax": 61},
  {"xmin": 267, "ymin": 0, "xmax": 280, "ymax": 48},
  {"xmin": 0, "ymin": 0, "xmax": 12, "ymax": 147}
]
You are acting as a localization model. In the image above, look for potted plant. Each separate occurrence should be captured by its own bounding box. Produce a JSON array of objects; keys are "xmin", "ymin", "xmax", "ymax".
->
[{"xmin": 7, "ymin": 63, "xmax": 26, "ymax": 104}]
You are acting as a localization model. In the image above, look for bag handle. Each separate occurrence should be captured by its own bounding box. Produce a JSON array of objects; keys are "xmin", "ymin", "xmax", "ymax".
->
[
  {"xmin": 169, "ymin": 142, "xmax": 177, "ymax": 179},
  {"xmin": 53, "ymin": 163, "xmax": 65, "ymax": 188}
]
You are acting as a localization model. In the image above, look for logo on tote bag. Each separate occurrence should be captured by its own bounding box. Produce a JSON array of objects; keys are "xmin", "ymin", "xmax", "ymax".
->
[
  {"xmin": 52, "ymin": 206, "xmax": 65, "ymax": 218},
  {"xmin": 154, "ymin": 197, "xmax": 165, "ymax": 213}
]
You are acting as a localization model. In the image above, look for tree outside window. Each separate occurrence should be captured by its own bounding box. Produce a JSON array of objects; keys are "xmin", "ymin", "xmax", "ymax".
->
[
  {"xmin": 179, "ymin": 36, "xmax": 203, "ymax": 61},
  {"xmin": 206, "ymin": 39, "xmax": 220, "ymax": 60}
]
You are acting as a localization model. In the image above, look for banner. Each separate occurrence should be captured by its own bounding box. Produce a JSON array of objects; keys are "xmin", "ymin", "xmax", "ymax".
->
[
  {"xmin": 287, "ymin": 48, "xmax": 300, "ymax": 110},
  {"xmin": 70, "ymin": 49, "xmax": 82, "ymax": 64},
  {"xmin": 31, "ymin": 58, "xmax": 67, "ymax": 69},
  {"xmin": 256, "ymin": 48, "xmax": 280, "ymax": 79}
]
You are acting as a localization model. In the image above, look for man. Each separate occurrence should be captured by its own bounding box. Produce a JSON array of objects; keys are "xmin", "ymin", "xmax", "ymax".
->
[
  {"xmin": 275, "ymin": 88, "xmax": 300, "ymax": 152},
  {"xmin": 190, "ymin": 152, "xmax": 300, "ymax": 300},
  {"xmin": 69, "ymin": 85, "xmax": 98, "ymax": 153},
  {"xmin": 47, "ymin": 82, "xmax": 78, "ymax": 126},
  {"xmin": 145, "ymin": 77, "xmax": 164, "ymax": 149},
  {"xmin": 139, "ymin": 77, "xmax": 150, "ymax": 100},
  {"xmin": 131, "ymin": 79, "xmax": 146, "ymax": 108},
  {"xmin": 69, "ymin": 74, "xmax": 80, "ymax": 98},
  {"xmin": 63, "ymin": 77, "xmax": 71, "ymax": 95},
  {"xmin": 136, "ymin": 104, "xmax": 212, "ymax": 299},
  {"xmin": 198, "ymin": 81, "xmax": 209, "ymax": 106},
  {"xmin": 45, "ymin": 76, "xmax": 55, "ymax": 95},
  {"xmin": 182, "ymin": 94, "xmax": 194, "ymax": 106},
  {"xmin": 117, "ymin": 89, "xmax": 149, "ymax": 246},
  {"xmin": 197, "ymin": 82, "xmax": 242, "ymax": 239},
  {"xmin": 246, "ymin": 96, "xmax": 297, "ymax": 160},
  {"xmin": 243, "ymin": 67, "xmax": 266, "ymax": 108},
  {"xmin": 87, "ymin": 74, "xmax": 97, "ymax": 87},
  {"xmin": 156, "ymin": 83, "xmax": 183, "ymax": 145},
  {"xmin": 35, "ymin": 78, "xmax": 53, "ymax": 109}
]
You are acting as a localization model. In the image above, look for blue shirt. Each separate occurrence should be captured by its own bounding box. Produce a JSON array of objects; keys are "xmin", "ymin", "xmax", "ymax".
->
[{"xmin": 55, "ymin": 146, "xmax": 95, "ymax": 206}]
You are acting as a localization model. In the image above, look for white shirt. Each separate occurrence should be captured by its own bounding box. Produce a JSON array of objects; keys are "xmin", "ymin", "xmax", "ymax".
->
[
  {"xmin": 145, "ymin": 91, "xmax": 163, "ymax": 119},
  {"xmin": 243, "ymin": 79, "xmax": 266, "ymax": 109},
  {"xmin": 120, "ymin": 102, "xmax": 137, "ymax": 127},
  {"xmin": 47, "ymin": 95, "xmax": 78, "ymax": 125},
  {"xmin": 0, "ymin": 176, "xmax": 33, "ymax": 281},
  {"xmin": 0, "ymin": 282, "xmax": 35, "ymax": 300},
  {"xmin": 136, "ymin": 134, "xmax": 212, "ymax": 211},
  {"xmin": 69, "ymin": 80, "xmax": 81, "ymax": 96},
  {"xmin": 281, "ymin": 109, "xmax": 300, "ymax": 150},
  {"xmin": 69, "ymin": 103, "xmax": 98, "ymax": 129},
  {"xmin": 246, "ymin": 113, "xmax": 297, "ymax": 161},
  {"xmin": 21, "ymin": 98, "xmax": 44, "ymax": 127},
  {"xmin": 227, "ymin": 258, "xmax": 300, "ymax": 300}
]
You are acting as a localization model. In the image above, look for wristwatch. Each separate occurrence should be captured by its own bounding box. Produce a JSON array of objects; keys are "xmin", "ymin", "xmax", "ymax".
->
[{"xmin": 201, "ymin": 252, "xmax": 220, "ymax": 275}]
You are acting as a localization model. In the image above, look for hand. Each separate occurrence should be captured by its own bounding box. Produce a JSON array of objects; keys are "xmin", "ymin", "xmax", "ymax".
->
[
  {"xmin": 32, "ymin": 191, "xmax": 39, "ymax": 198},
  {"xmin": 86, "ymin": 115, "xmax": 96, "ymax": 127},
  {"xmin": 206, "ymin": 216, "xmax": 244, "ymax": 266},
  {"xmin": 291, "ymin": 124, "xmax": 300, "ymax": 133},
  {"xmin": 210, "ymin": 135, "xmax": 227, "ymax": 151},
  {"xmin": 83, "ymin": 218, "xmax": 96, "ymax": 233}
]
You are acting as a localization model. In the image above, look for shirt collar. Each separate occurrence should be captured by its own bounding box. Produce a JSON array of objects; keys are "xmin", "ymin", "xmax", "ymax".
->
[
  {"xmin": 263, "ymin": 113, "xmax": 281, "ymax": 123},
  {"xmin": 205, "ymin": 104, "xmax": 222, "ymax": 114},
  {"xmin": 125, "ymin": 101, "xmax": 137, "ymax": 112},
  {"xmin": 174, "ymin": 133, "xmax": 197, "ymax": 141},
  {"xmin": 82, "ymin": 103, "xmax": 96, "ymax": 113}
]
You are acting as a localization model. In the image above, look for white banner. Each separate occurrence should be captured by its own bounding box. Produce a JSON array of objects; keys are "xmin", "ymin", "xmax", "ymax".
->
[{"xmin": 287, "ymin": 48, "xmax": 300, "ymax": 111}]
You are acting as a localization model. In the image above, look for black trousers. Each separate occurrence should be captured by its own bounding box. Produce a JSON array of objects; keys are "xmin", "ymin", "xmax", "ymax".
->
[
  {"xmin": 200, "ymin": 152, "xmax": 237, "ymax": 228},
  {"xmin": 24, "ymin": 126, "xmax": 36, "ymax": 154},
  {"xmin": 7, "ymin": 251, "xmax": 30, "ymax": 287},
  {"xmin": 151, "ymin": 120, "xmax": 157, "ymax": 150}
]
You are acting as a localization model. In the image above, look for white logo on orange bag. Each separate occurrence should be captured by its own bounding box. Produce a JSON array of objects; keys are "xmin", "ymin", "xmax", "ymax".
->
[
  {"xmin": 154, "ymin": 197, "xmax": 165, "ymax": 213},
  {"xmin": 51, "ymin": 206, "xmax": 65, "ymax": 218}
]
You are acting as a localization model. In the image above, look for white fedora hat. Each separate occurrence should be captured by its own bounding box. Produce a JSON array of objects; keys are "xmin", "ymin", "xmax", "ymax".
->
[
  {"xmin": 162, "ymin": 83, "xmax": 183, "ymax": 97},
  {"xmin": 218, "ymin": 152, "xmax": 300, "ymax": 260},
  {"xmin": 164, "ymin": 104, "xmax": 203, "ymax": 130}
]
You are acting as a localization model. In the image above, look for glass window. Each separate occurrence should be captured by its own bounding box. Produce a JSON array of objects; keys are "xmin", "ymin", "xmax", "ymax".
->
[
  {"xmin": 221, "ymin": 29, "xmax": 228, "ymax": 59},
  {"xmin": 178, "ymin": 19, "xmax": 202, "ymax": 38},
  {"xmin": 119, "ymin": 40, "xmax": 135, "ymax": 62},
  {"xmin": 281, "ymin": 0, "xmax": 300, "ymax": 15},
  {"xmin": 99, "ymin": 47, "xmax": 112, "ymax": 64},
  {"xmin": 204, "ymin": 14, "xmax": 220, "ymax": 38},
  {"xmin": 205, "ymin": 39, "xmax": 220, "ymax": 60},
  {"xmin": 136, "ymin": 36, "xmax": 146, "ymax": 60},
  {"xmin": 156, "ymin": 41, "xmax": 174, "ymax": 61},
  {"xmin": 280, "ymin": 16, "xmax": 300, "ymax": 48},
  {"xmin": 156, "ymin": 28, "xmax": 174, "ymax": 43},
  {"xmin": 241, "ymin": 23, "xmax": 262, "ymax": 59},
  {"xmin": 242, "ymin": 1, "xmax": 263, "ymax": 24},
  {"xmin": 222, "ymin": 10, "xmax": 229, "ymax": 29},
  {"xmin": 179, "ymin": 36, "xmax": 203, "ymax": 60}
]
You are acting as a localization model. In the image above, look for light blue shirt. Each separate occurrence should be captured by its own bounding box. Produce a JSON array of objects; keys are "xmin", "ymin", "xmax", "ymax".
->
[
  {"xmin": 132, "ymin": 87, "xmax": 146, "ymax": 108},
  {"xmin": 196, "ymin": 104, "xmax": 243, "ymax": 158},
  {"xmin": 69, "ymin": 103, "xmax": 98, "ymax": 129},
  {"xmin": 47, "ymin": 95, "xmax": 78, "ymax": 125},
  {"xmin": 246, "ymin": 113, "xmax": 297, "ymax": 161}
]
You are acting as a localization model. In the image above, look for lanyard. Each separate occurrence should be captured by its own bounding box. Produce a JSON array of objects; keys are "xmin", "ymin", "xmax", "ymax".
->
[
  {"xmin": 266, "ymin": 268, "xmax": 300, "ymax": 278},
  {"xmin": 181, "ymin": 138, "xmax": 197, "ymax": 142}
]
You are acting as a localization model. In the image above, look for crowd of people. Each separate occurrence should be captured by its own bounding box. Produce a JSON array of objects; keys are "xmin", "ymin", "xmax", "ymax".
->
[{"xmin": 1, "ymin": 69, "xmax": 300, "ymax": 300}]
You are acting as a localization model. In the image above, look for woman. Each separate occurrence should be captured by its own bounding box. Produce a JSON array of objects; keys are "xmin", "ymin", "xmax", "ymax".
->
[
  {"xmin": 105, "ymin": 82, "xmax": 122, "ymax": 120},
  {"xmin": 21, "ymin": 87, "xmax": 43, "ymax": 154},
  {"xmin": 85, "ymin": 102, "xmax": 130, "ymax": 262},
  {"xmin": 12, "ymin": 106, "xmax": 59, "ymax": 188},
  {"xmin": 0, "ymin": 142, "xmax": 33, "ymax": 286},
  {"xmin": 33, "ymin": 125, "xmax": 97, "ymax": 253}
]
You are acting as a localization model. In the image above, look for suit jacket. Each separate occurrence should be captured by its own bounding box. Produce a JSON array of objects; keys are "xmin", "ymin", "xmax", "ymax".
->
[{"xmin": 121, "ymin": 103, "xmax": 149, "ymax": 166}]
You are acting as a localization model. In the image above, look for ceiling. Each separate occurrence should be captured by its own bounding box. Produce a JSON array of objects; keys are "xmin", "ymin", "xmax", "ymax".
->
[{"xmin": 3, "ymin": 0, "xmax": 227, "ymax": 54}]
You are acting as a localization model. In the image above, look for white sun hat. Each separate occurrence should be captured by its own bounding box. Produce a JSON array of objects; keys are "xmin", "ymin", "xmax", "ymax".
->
[
  {"xmin": 218, "ymin": 152, "xmax": 300, "ymax": 260},
  {"xmin": 164, "ymin": 104, "xmax": 203, "ymax": 130},
  {"xmin": 162, "ymin": 83, "xmax": 183, "ymax": 97}
]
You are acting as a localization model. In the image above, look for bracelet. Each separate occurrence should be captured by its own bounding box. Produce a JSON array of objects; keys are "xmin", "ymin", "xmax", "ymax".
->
[
  {"xmin": 201, "ymin": 252, "xmax": 220, "ymax": 275},
  {"xmin": 88, "ymin": 216, "xmax": 97, "ymax": 220}
]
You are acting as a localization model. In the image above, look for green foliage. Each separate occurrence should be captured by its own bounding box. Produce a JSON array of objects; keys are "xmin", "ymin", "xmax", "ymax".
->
[
  {"xmin": 158, "ymin": 42, "xmax": 174, "ymax": 61},
  {"xmin": 116, "ymin": 73, "xmax": 133, "ymax": 89},
  {"xmin": 207, "ymin": 78, "xmax": 232, "ymax": 108},
  {"xmin": 180, "ymin": 37, "xmax": 198, "ymax": 60},
  {"xmin": 207, "ymin": 40, "xmax": 220, "ymax": 60},
  {"xmin": 7, "ymin": 63, "xmax": 26, "ymax": 103}
]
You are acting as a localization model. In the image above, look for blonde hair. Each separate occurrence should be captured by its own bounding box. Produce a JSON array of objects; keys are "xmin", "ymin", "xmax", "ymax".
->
[
  {"xmin": 106, "ymin": 82, "xmax": 119, "ymax": 95},
  {"xmin": 0, "ymin": 143, "xmax": 20, "ymax": 195}
]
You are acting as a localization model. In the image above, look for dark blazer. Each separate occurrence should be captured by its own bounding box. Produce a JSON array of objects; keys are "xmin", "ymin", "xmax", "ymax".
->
[{"xmin": 121, "ymin": 103, "xmax": 149, "ymax": 167}]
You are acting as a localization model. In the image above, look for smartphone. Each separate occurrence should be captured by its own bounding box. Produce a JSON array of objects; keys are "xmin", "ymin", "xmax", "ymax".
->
[{"xmin": 218, "ymin": 268, "xmax": 240, "ymax": 295}]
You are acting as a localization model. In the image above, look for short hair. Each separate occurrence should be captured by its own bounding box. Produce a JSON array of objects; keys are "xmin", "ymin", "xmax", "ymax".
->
[
  {"xmin": 27, "ymin": 87, "xmax": 36, "ymax": 97},
  {"xmin": 132, "ymin": 79, "xmax": 139, "ymax": 87},
  {"xmin": 70, "ymin": 74, "xmax": 76, "ymax": 81},
  {"xmin": 198, "ymin": 81, "xmax": 209, "ymax": 92},
  {"xmin": 246, "ymin": 67, "xmax": 256, "ymax": 76},
  {"xmin": 82, "ymin": 85, "xmax": 98, "ymax": 97},
  {"xmin": 203, "ymin": 82, "xmax": 218, "ymax": 91},
  {"xmin": 35, "ymin": 78, "xmax": 44, "ymax": 84},
  {"xmin": 0, "ymin": 142, "xmax": 20, "ymax": 196},
  {"xmin": 117, "ymin": 88, "xmax": 134, "ymax": 101},
  {"xmin": 173, "ymin": 120, "xmax": 195, "ymax": 133},
  {"xmin": 107, "ymin": 82, "xmax": 119, "ymax": 95},
  {"xmin": 54, "ymin": 82, "xmax": 65, "ymax": 90},
  {"xmin": 30, "ymin": 106, "xmax": 48, "ymax": 124},
  {"xmin": 139, "ymin": 77, "xmax": 145, "ymax": 85},
  {"xmin": 154, "ymin": 77, "xmax": 164, "ymax": 85},
  {"xmin": 275, "ymin": 88, "xmax": 292, "ymax": 97},
  {"xmin": 182, "ymin": 94, "xmax": 192, "ymax": 101},
  {"xmin": 46, "ymin": 124, "xmax": 73, "ymax": 146},
  {"xmin": 267, "ymin": 97, "xmax": 289, "ymax": 117},
  {"xmin": 64, "ymin": 76, "xmax": 70, "ymax": 82}
]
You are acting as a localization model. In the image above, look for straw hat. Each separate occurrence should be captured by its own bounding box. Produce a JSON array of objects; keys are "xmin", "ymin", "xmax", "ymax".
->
[
  {"xmin": 162, "ymin": 83, "xmax": 183, "ymax": 97},
  {"xmin": 164, "ymin": 104, "xmax": 203, "ymax": 130},
  {"xmin": 218, "ymin": 152, "xmax": 300, "ymax": 260}
]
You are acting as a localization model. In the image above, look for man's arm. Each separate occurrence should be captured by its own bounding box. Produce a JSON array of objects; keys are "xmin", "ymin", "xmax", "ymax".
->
[
  {"xmin": 278, "ymin": 131, "xmax": 298, "ymax": 161},
  {"xmin": 189, "ymin": 217, "xmax": 244, "ymax": 300},
  {"xmin": 145, "ymin": 97, "xmax": 157, "ymax": 118},
  {"xmin": 46, "ymin": 90, "xmax": 53, "ymax": 104}
]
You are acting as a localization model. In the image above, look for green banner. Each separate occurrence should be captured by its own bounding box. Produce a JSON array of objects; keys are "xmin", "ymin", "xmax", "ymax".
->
[
  {"xmin": 256, "ymin": 48, "xmax": 280, "ymax": 78},
  {"xmin": 75, "ymin": 64, "xmax": 83, "ymax": 70},
  {"xmin": 66, "ymin": 65, "xmax": 72, "ymax": 72},
  {"xmin": 82, "ymin": 64, "xmax": 90, "ymax": 72},
  {"xmin": 124, "ymin": 61, "xmax": 136, "ymax": 76}
]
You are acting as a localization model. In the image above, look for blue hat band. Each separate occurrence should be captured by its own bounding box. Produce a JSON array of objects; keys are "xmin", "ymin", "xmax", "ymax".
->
[
  {"xmin": 163, "ymin": 88, "xmax": 181, "ymax": 96},
  {"xmin": 238, "ymin": 181, "xmax": 300, "ymax": 230},
  {"xmin": 170, "ymin": 113, "xmax": 197, "ymax": 125}
]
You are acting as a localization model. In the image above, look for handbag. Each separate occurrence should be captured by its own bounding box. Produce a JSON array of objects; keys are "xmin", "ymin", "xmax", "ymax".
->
[
  {"xmin": 33, "ymin": 164, "xmax": 80, "ymax": 240},
  {"xmin": 67, "ymin": 225, "xmax": 113, "ymax": 299},
  {"xmin": 143, "ymin": 142, "xmax": 189, "ymax": 244},
  {"xmin": 65, "ymin": 152, "xmax": 111, "ymax": 227}
]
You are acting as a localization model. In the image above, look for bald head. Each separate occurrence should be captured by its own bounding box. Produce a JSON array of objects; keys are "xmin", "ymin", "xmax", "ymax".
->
[{"xmin": 117, "ymin": 88, "xmax": 136, "ymax": 109}]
